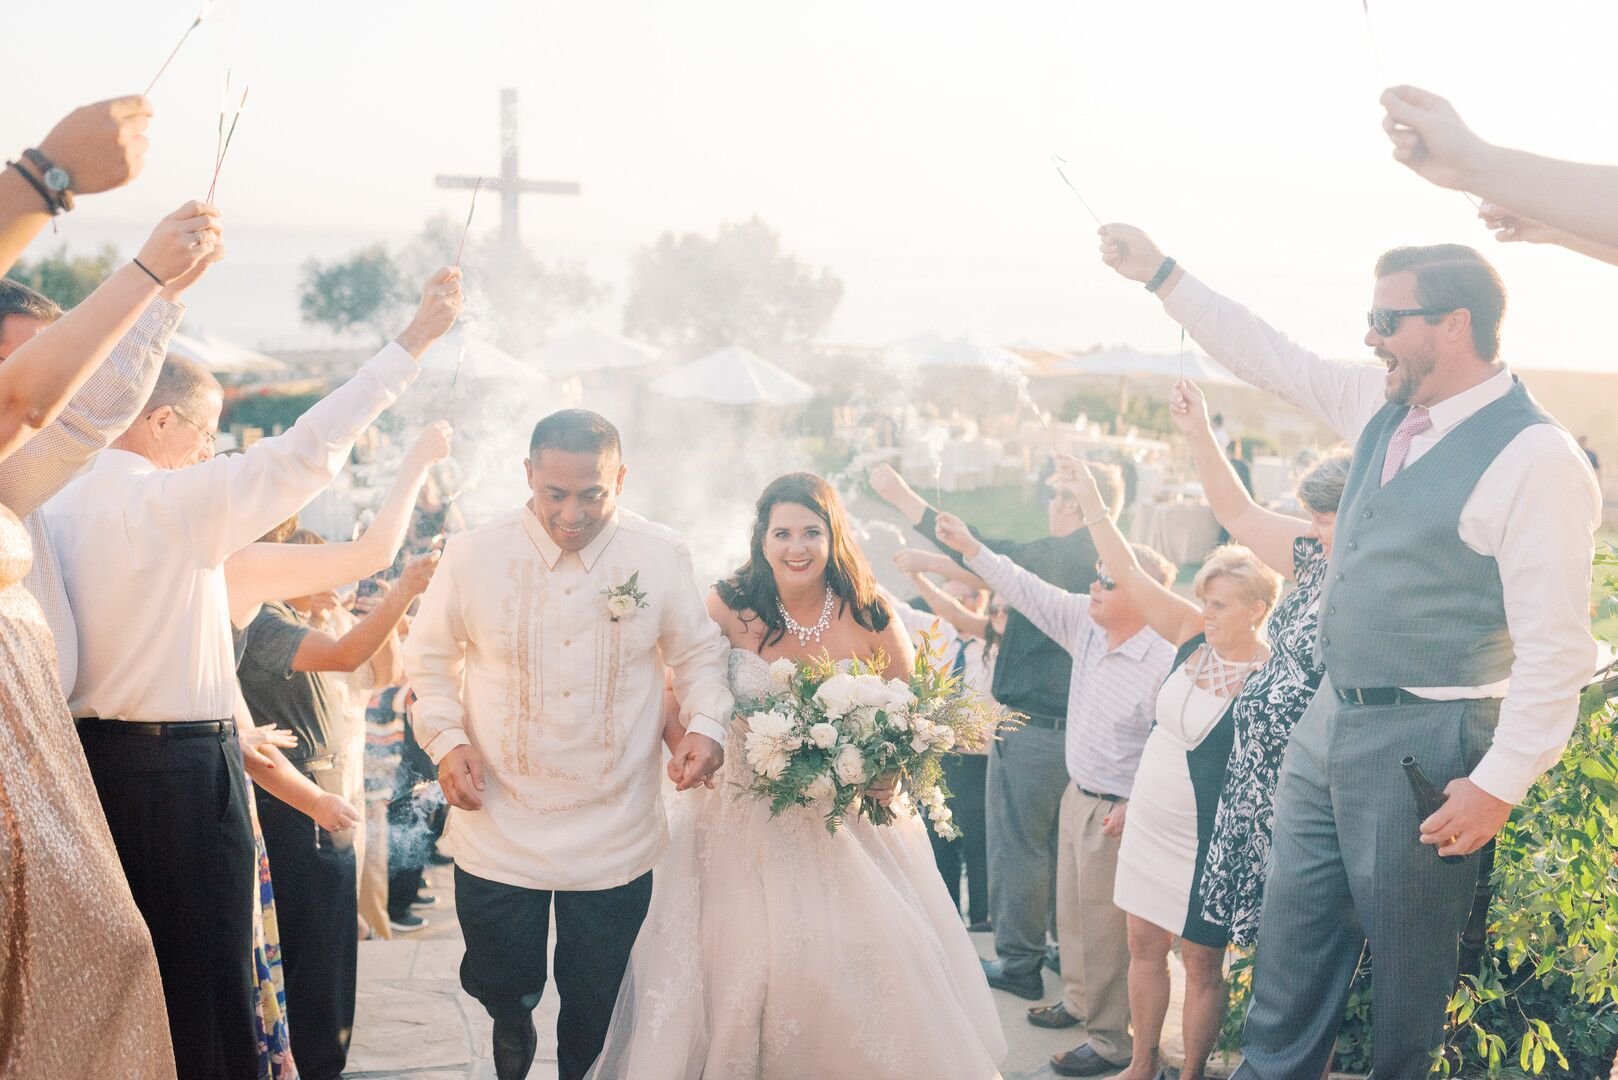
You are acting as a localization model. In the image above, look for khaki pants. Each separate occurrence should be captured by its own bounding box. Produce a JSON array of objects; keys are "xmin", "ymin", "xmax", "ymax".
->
[
  {"xmin": 1056, "ymin": 784, "xmax": 1132, "ymax": 1062},
  {"xmin": 359, "ymin": 800, "xmax": 392, "ymax": 940}
]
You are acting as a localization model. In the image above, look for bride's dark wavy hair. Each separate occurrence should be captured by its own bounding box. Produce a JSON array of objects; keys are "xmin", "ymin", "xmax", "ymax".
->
[{"xmin": 717, "ymin": 472, "xmax": 890, "ymax": 649}]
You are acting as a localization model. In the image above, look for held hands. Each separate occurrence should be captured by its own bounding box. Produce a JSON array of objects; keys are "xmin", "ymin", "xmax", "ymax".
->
[
  {"xmin": 932, "ymin": 512, "xmax": 980, "ymax": 559},
  {"xmin": 1419, "ymin": 777, "xmax": 1512, "ymax": 858},
  {"xmin": 1101, "ymin": 800, "xmax": 1127, "ymax": 839},
  {"xmin": 405, "ymin": 421, "xmax": 455, "ymax": 471},
  {"xmin": 310, "ymin": 792, "xmax": 362, "ymax": 834},
  {"xmin": 866, "ymin": 772, "xmax": 899, "ymax": 807},
  {"xmin": 396, "ymin": 267, "xmax": 465, "ymax": 358},
  {"xmin": 1168, "ymin": 379, "xmax": 1212, "ymax": 438},
  {"xmin": 38, "ymin": 95, "xmax": 153, "ymax": 195},
  {"xmin": 669, "ymin": 731, "xmax": 724, "ymax": 792},
  {"xmin": 137, "ymin": 201, "xmax": 222, "ymax": 284},
  {"xmin": 438, "ymin": 744, "xmax": 487, "ymax": 811},
  {"xmin": 1097, "ymin": 224, "xmax": 1166, "ymax": 284},
  {"xmin": 1379, "ymin": 85, "xmax": 1490, "ymax": 192}
]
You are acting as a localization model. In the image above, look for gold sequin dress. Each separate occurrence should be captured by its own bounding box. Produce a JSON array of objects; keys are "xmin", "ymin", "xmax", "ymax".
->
[{"xmin": 0, "ymin": 503, "xmax": 176, "ymax": 1078}]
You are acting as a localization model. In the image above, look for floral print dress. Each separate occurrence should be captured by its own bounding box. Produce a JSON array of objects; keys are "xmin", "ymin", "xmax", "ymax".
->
[{"xmin": 1197, "ymin": 537, "xmax": 1328, "ymax": 947}]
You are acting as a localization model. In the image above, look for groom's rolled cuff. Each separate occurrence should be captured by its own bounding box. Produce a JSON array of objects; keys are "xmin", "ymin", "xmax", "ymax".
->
[
  {"xmin": 421, "ymin": 725, "xmax": 471, "ymax": 766},
  {"xmin": 683, "ymin": 714, "xmax": 727, "ymax": 747}
]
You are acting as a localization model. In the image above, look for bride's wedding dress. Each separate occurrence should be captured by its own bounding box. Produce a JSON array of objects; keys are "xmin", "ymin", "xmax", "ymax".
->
[{"xmin": 587, "ymin": 649, "xmax": 1007, "ymax": 1079}]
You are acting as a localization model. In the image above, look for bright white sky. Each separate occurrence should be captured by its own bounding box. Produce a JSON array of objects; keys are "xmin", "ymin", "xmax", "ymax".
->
[{"xmin": 14, "ymin": 0, "xmax": 1618, "ymax": 367}]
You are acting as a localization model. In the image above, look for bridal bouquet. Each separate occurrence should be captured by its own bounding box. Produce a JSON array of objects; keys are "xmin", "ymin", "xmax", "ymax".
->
[{"xmin": 741, "ymin": 630, "xmax": 1016, "ymax": 838}]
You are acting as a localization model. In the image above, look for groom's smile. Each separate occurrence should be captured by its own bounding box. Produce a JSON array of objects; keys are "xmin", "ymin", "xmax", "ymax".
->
[{"xmin": 524, "ymin": 446, "xmax": 627, "ymax": 553}]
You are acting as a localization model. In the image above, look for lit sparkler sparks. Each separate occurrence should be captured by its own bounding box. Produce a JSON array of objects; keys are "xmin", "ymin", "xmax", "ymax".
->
[
  {"xmin": 455, "ymin": 178, "xmax": 484, "ymax": 266},
  {"xmin": 206, "ymin": 85, "xmax": 249, "ymax": 203}
]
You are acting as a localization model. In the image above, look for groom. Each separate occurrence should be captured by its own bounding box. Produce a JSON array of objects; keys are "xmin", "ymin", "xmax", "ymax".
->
[{"xmin": 404, "ymin": 409, "xmax": 736, "ymax": 1080}]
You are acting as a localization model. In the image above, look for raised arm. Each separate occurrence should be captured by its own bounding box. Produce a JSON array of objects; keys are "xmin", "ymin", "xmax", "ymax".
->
[
  {"xmin": 933, "ymin": 512, "xmax": 1091, "ymax": 649},
  {"xmin": 1056, "ymin": 456, "xmax": 1202, "ymax": 646},
  {"xmin": 289, "ymin": 552, "xmax": 436, "ymax": 674},
  {"xmin": 0, "ymin": 237, "xmax": 221, "ymax": 516},
  {"xmin": 224, "ymin": 422, "xmax": 453, "ymax": 625},
  {"xmin": 904, "ymin": 572, "xmax": 989, "ymax": 640},
  {"xmin": 1097, "ymin": 224, "xmax": 1385, "ymax": 443},
  {"xmin": 1381, "ymin": 85, "xmax": 1618, "ymax": 252},
  {"xmin": 0, "ymin": 203, "xmax": 216, "ymax": 471},
  {"xmin": 1170, "ymin": 380, "xmax": 1308, "ymax": 580},
  {"xmin": 1474, "ymin": 201, "xmax": 1618, "ymax": 269},
  {"xmin": 0, "ymin": 96, "xmax": 151, "ymax": 276},
  {"xmin": 159, "ymin": 268, "xmax": 462, "ymax": 565},
  {"xmin": 893, "ymin": 547, "xmax": 989, "ymax": 590}
]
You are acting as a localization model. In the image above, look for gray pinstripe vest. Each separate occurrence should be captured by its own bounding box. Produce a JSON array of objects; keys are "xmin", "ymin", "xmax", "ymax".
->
[{"xmin": 1316, "ymin": 378, "xmax": 1554, "ymax": 688}]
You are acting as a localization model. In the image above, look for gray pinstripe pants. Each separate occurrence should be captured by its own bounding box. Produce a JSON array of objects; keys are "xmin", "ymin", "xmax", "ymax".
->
[{"xmin": 1233, "ymin": 677, "xmax": 1499, "ymax": 1080}]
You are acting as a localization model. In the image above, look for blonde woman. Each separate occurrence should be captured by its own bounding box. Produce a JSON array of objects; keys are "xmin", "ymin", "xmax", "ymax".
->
[{"xmin": 1057, "ymin": 456, "xmax": 1280, "ymax": 1080}]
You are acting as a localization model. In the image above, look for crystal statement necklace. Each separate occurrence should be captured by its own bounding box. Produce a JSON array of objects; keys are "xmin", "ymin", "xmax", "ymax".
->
[{"xmin": 779, "ymin": 587, "xmax": 836, "ymax": 646}]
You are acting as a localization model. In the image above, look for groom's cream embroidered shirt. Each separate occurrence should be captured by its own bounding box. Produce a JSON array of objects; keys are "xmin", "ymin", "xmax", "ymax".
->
[{"xmin": 405, "ymin": 505, "xmax": 734, "ymax": 891}]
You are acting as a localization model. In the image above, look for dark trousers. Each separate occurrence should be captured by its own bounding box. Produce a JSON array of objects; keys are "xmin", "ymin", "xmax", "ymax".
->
[
  {"xmin": 256, "ymin": 787, "xmax": 359, "ymax": 1080},
  {"xmin": 455, "ymin": 866, "xmax": 654, "ymax": 1080},
  {"xmin": 388, "ymin": 867, "xmax": 426, "ymax": 920},
  {"xmin": 77, "ymin": 720, "xmax": 259, "ymax": 1080},
  {"xmin": 930, "ymin": 753, "xmax": 990, "ymax": 924},
  {"xmin": 986, "ymin": 721, "xmax": 1068, "ymax": 975}
]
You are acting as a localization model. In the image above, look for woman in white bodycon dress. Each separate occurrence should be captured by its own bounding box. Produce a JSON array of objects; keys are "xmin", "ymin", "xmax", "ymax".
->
[{"xmin": 1056, "ymin": 457, "xmax": 1281, "ymax": 1080}]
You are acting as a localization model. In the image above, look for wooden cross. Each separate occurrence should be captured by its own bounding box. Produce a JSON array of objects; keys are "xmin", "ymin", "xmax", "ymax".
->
[{"xmin": 435, "ymin": 88, "xmax": 579, "ymax": 247}]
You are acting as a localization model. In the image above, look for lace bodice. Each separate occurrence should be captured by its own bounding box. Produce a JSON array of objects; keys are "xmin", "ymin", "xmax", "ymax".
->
[{"xmin": 728, "ymin": 649, "xmax": 776, "ymax": 709}]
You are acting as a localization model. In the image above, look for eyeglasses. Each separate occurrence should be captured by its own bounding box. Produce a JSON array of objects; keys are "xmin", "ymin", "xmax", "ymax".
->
[
  {"xmin": 171, "ymin": 406, "xmax": 217, "ymax": 446},
  {"xmin": 1366, "ymin": 307, "xmax": 1452, "ymax": 337},
  {"xmin": 1095, "ymin": 568, "xmax": 1116, "ymax": 590}
]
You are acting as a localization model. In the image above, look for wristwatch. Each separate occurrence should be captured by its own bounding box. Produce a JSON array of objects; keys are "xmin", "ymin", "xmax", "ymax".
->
[{"xmin": 22, "ymin": 149, "xmax": 74, "ymax": 212}]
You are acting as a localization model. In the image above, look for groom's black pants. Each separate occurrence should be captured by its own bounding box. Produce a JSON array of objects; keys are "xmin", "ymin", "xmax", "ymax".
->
[{"xmin": 456, "ymin": 865, "xmax": 654, "ymax": 1080}]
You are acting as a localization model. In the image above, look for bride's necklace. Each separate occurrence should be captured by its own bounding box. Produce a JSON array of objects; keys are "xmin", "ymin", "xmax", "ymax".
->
[{"xmin": 779, "ymin": 587, "xmax": 836, "ymax": 646}]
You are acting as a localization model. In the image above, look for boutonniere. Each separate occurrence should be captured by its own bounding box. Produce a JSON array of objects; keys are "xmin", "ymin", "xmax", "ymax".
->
[{"xmin": 601, "ymin": 571, "xmax": 650, "ymax": 622}]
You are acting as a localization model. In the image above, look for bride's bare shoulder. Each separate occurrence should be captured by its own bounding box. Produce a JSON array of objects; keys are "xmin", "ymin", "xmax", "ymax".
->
[{"xmin": 706, "ymin": 586, "xmax": 765, "ymax": 650}]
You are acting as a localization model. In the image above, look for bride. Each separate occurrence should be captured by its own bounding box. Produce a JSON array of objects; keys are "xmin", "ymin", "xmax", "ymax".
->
[{"xmin": 587, "ymin": 472, "xmax": 1007, "ymax": 1079}]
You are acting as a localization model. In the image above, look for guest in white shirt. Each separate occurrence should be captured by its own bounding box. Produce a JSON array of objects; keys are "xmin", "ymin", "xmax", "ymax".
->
[
  {"xmin": 1097, "ymin": 225, "xmax": 1600, "ymax": 1079},
  {"xmin": 404, "ymin": 409, "xmax": 734, "ymax": 1080},
  {"xmin": 936, "ymin": 514, "xmax": 1178, "ymax": 1077},
  {"xmin": 43, "ymin": 266, "xmax": 463, "ymax": 1080}
]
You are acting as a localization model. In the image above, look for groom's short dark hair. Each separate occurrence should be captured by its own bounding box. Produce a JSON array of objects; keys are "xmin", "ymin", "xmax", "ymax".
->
[{"xmin": 529, "ymin": 409, "xmax": 621, "ymax": 460}]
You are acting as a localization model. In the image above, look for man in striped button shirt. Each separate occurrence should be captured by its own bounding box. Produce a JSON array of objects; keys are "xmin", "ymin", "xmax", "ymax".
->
[{"xmin": 937, "ymin": 505, "xmax": 1178, "ymax": 1079}]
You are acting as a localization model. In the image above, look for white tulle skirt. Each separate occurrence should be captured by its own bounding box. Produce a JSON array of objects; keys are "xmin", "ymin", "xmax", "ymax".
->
[{"xmin": 586, "ymin": 747, "xmax": 1007, "ymax": 1079}]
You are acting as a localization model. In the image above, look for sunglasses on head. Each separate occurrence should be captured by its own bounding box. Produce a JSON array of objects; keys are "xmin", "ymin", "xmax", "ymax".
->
[{"xmin": 1366, "ymin": 306, "xmax": 1452, "ymax": 338}]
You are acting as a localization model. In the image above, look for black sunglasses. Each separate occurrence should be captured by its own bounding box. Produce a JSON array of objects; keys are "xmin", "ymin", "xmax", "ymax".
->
[
  {"xmin": 1366, "ymin": 307, "xmax": 1452, "ymax": 337},
  {"xmin": 1095, "ymin": 568, "xmax": 1116, "ymax": 590}
]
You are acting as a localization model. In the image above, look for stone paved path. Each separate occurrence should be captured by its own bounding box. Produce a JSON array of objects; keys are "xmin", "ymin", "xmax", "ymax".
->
[{"xmin": 347, "ymin": 864, "xmax": 1227, "ymax": 1080}]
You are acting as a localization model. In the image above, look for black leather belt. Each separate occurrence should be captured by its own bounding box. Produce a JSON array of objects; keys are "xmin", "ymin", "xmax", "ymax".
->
[
  {"xmin": 1076, "ymin": 784, "xmax": 1124, "ymax": 803},
  {"xmin": 76, "ymin": 717, "xmax": 235, "ymax": 738},
  {"xmin": 1020, "ymin": 714, "xmax": 1067, "ymax": 731},
  {"xmin": 1334, "ymin": 687, "xmax": 1430, "ymax": 707}
]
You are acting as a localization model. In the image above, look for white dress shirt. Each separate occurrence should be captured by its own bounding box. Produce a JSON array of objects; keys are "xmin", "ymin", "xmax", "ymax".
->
[
  {"xmin": 1162, "ymin": 272, "xmax": 1600, "ymax": 803},
  {"xmin": 403, "ymin": 505, "xmax": 735, "ymax": 892},
  {"xmin": 42, "ymin": 341, "xmax": 419, "ymax": 721},
  {"xmin": 968, "ymin": 548, "xmax": 1176, "ymax": 797},
  {"xmin": 0, "ymin": 298, "xmax": 182, "ymax": 692}
]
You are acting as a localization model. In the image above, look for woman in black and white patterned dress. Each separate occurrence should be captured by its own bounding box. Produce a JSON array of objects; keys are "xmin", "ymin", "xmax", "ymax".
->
[{"xmin": 1169, "ymin": 379, "xmax": 1350, "ymax": 946}]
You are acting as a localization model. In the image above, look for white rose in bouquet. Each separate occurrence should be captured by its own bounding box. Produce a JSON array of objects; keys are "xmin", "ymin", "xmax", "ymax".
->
[
  {"xmin": 834, "ymin": 744, "xmax": 867, "ymax": 786},
  {"xmin": 814, "ymin": 673, "xmax": 858, "ymax": 718},
  {"xmin": 852, "ymin": 674, "xmax": 890, "ymax": 709},
  {"xmin": 806, "ymin": 772, "xmax": 837, "ymax": 801},
  {"xmin": 808, "ymin": 722, "xmax": 839, "ymax": 750},
  {"xmin": 768, "ymin": 658, "xmax": 797, "ymax": 691},
  {"xmin": 849, "ymin": 705, "xmax": 881, "ymax": 736},
  {"xmin": 884, "ymin": 678, "xmax": 917, "ymax": 713}
]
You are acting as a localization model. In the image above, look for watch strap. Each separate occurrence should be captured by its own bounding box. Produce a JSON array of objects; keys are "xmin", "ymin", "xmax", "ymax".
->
[
  {"xmin": 7, "ymin": 160, "xmax": 59, "ymax": 216},
  {"xmin": 1145, "ymin": 256, "xmax": 1177, "ymax": 294},
  {"xmin": 21, "ymin": 148, "xmax": 73, "ymax": 211}
]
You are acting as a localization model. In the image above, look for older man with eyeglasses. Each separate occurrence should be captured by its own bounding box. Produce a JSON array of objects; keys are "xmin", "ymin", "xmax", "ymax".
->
[
  {"xmin": 41, "ymin": 266, "xmax": 464, "ymax": 1080},
  {"xmin": 1097, "ymin": 225, "xmax": 1600, "ymax": 1080}
]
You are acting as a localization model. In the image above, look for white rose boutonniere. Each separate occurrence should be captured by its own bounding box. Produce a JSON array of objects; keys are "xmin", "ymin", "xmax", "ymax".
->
[{"xmin": 601, "ymin": 571, "xmax": 649, "ymax": 622}]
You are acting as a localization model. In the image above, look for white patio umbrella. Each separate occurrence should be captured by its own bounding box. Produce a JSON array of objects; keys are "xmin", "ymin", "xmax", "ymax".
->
[
  {"xmin": 167, "ymin": 331, "xmax": 287, "ymax": 376},
  {"xmin": 1053, "ymin": 345, "xmax": 1245, "ymax": 386},
  {"xmin": 418, "ymin": 332, "xmax": 545, "ymax": 384},
  {"xmin": 647, "ymin": 345, "xmax": 813, "ymax": 406},
  {"xmin": 886, "ymin": 332, "xmax": 1035, "ymax": 375},
  {"xmin": 531, "ymin": 325, "xmax": 660, "ymax": 374}
]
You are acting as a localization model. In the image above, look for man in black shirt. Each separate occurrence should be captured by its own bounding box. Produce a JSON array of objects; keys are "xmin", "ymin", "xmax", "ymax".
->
[
  {"xmin": 238, "ymin": 550, "xmax": 437, "ymax": 1080},
  {"xmin": 870, "ymin": 462, "xmax": 1123, "ymax": 1000}
]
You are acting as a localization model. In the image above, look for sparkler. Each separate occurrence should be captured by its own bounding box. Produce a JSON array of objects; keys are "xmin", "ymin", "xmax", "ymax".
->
[
  {"xmin": 1051, "ymin": 155, "xmax": 1104, "ymax": 226},
  {"xmin": 455, "ymin": 178, "xmax": 484, "ymax": 266},
  {"xmin": 447, "ymin": 343, "xmax": 469, "ymax": 401},
  {"xmin": 144, "ymin": 0, "xmax": 213, "ymax": 97},
  {"xmin": 207, "ymin": 85, "xmax": 249, "ymax": 203}
]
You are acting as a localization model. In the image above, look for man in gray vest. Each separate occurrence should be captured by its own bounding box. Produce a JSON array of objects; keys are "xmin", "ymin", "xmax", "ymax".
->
[{"xmin": 1096, "ymin": 227, "xmax": 1599, "ymax": 1079}]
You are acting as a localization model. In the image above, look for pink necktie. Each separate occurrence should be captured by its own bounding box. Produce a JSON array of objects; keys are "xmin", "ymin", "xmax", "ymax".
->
[{"xmin": 1380, "ymin": 406, "xmax": 1432, "ymax": 485}]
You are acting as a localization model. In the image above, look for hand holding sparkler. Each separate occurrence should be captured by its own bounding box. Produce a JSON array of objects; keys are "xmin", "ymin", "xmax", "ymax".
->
[
  {"xmin": 395, "ymin": 267, "xmax": 465, "ymax": 359},
  {"xmin": 1380, "ymin": 86, "xmax": 1493, "ymax": 193},
  {"xmin": 931, "ymin": 512, "xmax": 981, "ymax": 560},
  {"xmin": 1097, "ymin": 223, "xmax": 1174, "ymax": 288},
  {"xmin": 1051, "ymin": 454, "xmax": 1110, "ymax": 523},
  {"xmin": 136, "ymin": 200, "xmax": 223, "ymax": 284},
  {"xmin": 36, "ymin": 96, "xmax": 153, "ymax": 196},
  {"xmin": 1167, "ymin": 379, "xmax": 1212, "ymax": 440}
]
